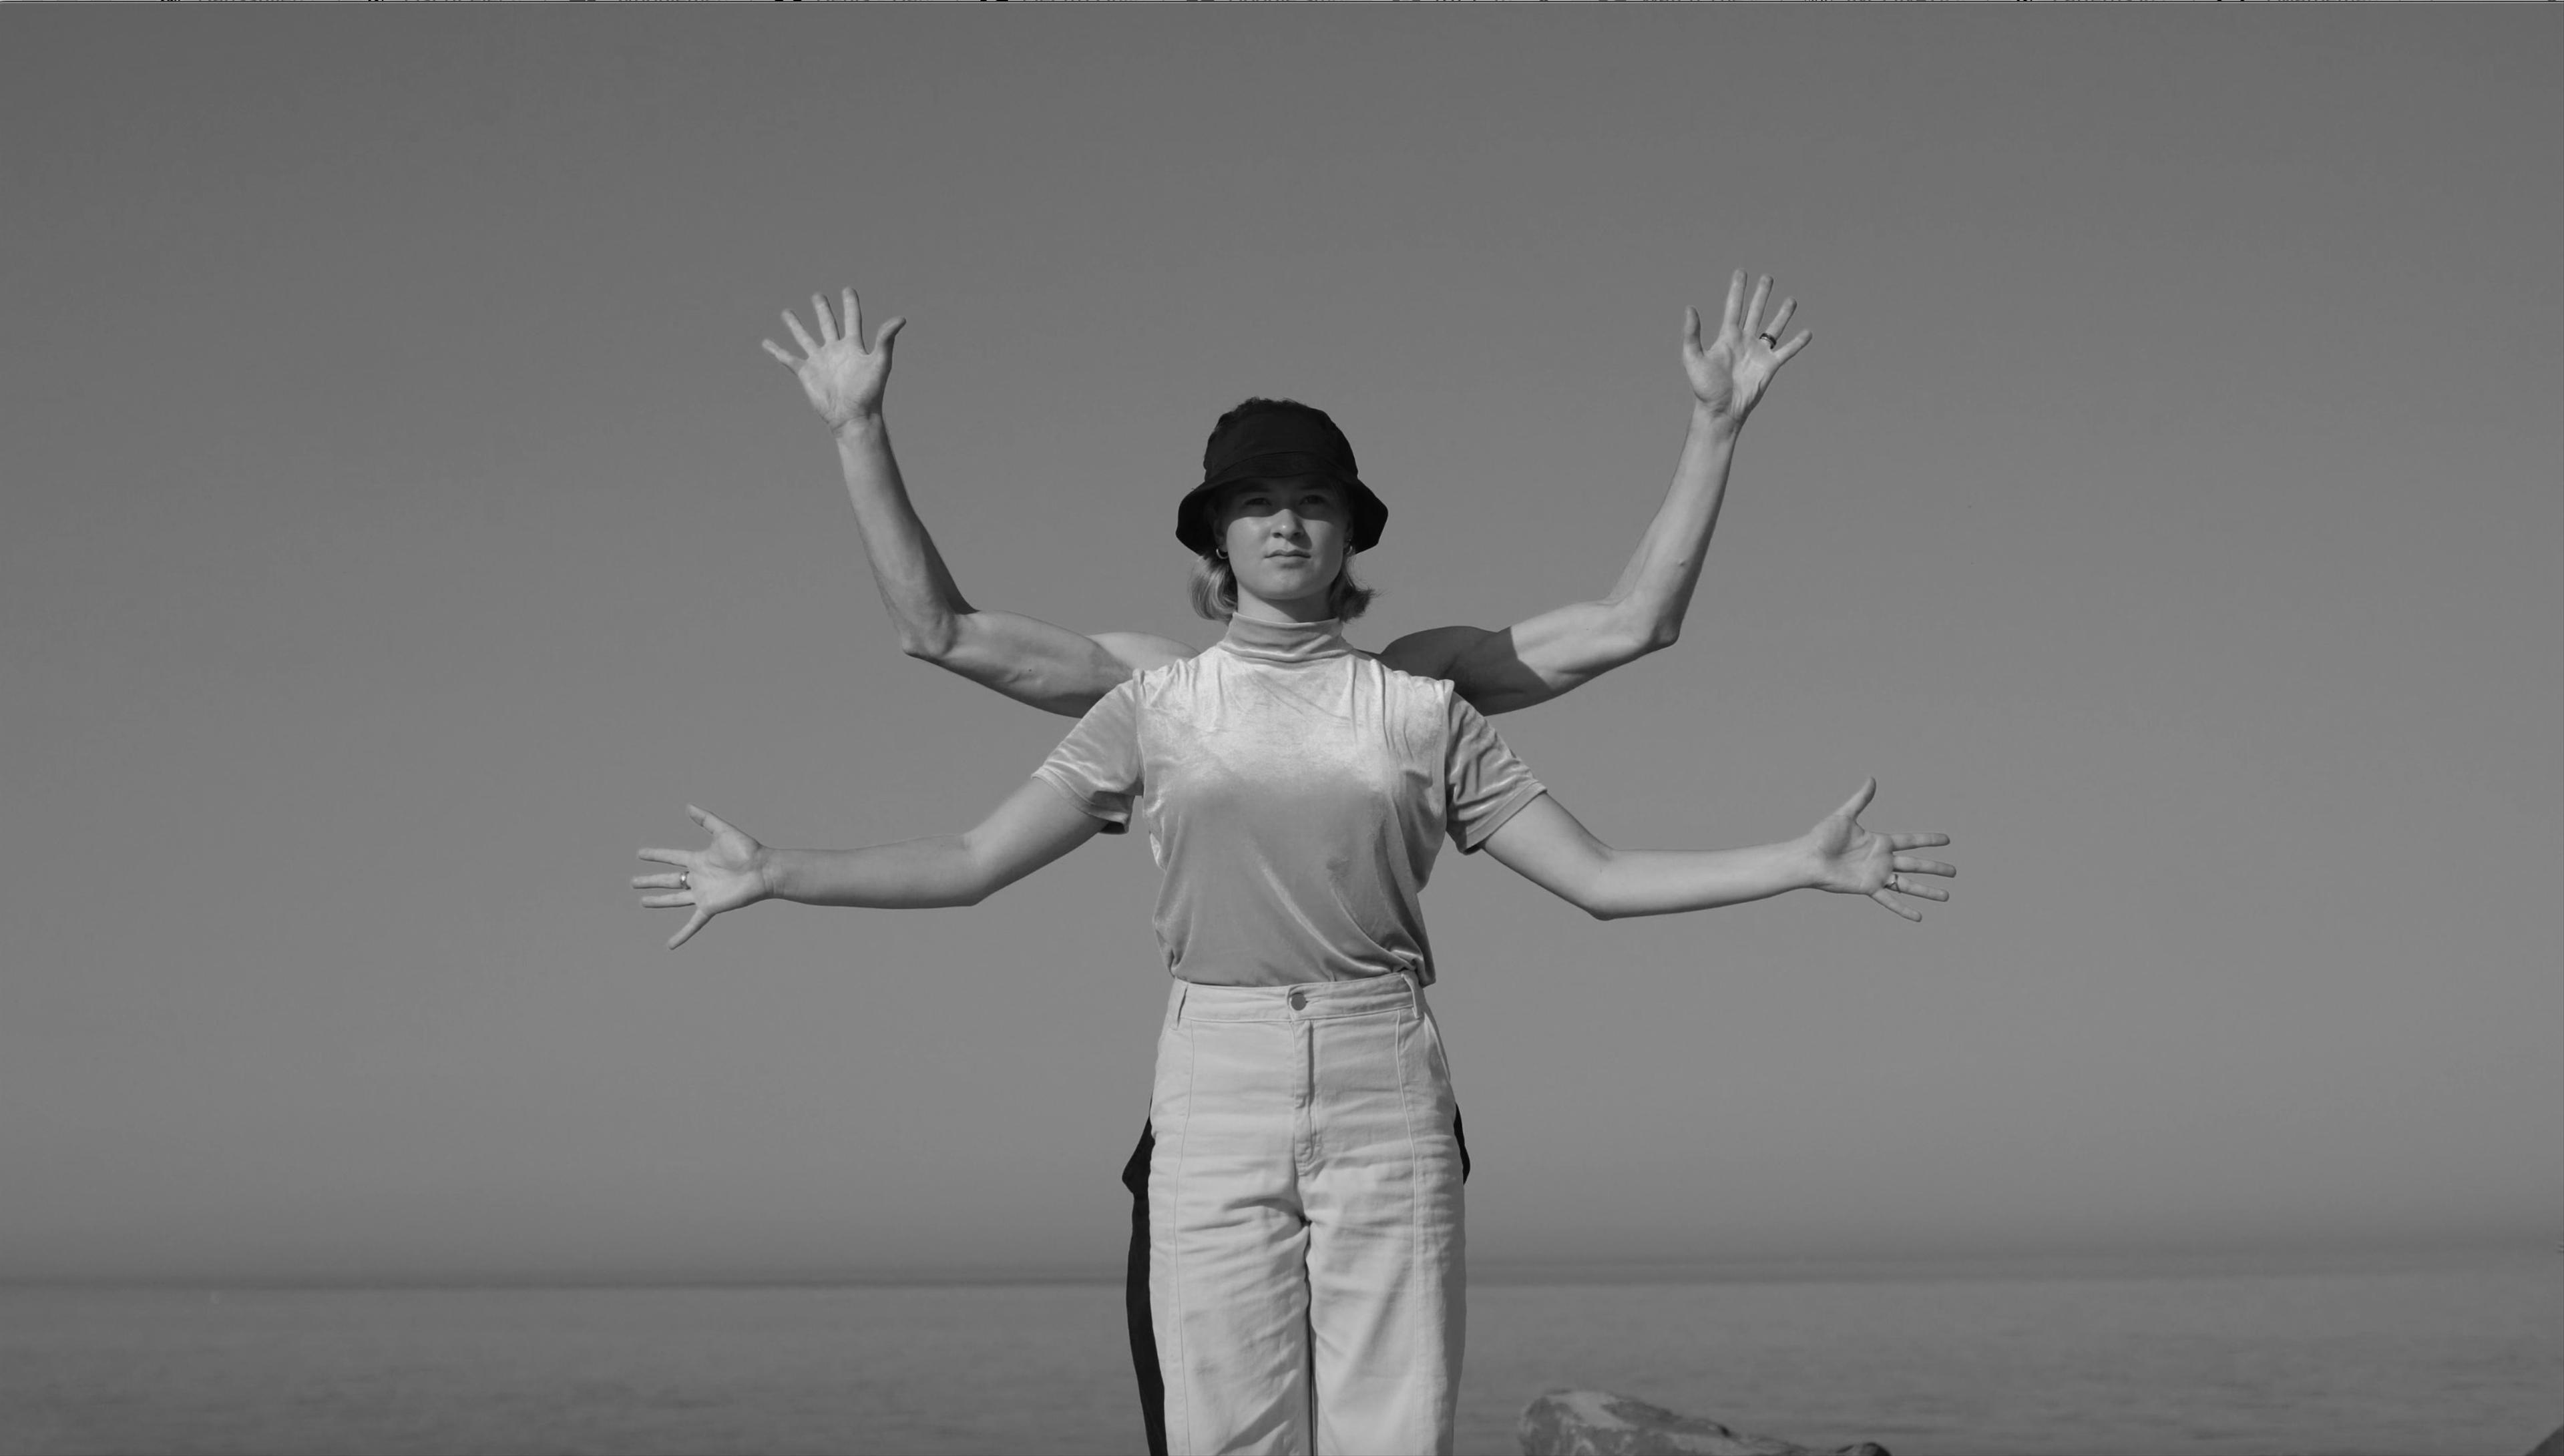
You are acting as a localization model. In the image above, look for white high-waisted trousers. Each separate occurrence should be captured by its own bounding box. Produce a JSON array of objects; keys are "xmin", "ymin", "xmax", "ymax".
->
[{"xmin": 1147, "ymin": 973, "xmax": 1466, "ymax": 1456}]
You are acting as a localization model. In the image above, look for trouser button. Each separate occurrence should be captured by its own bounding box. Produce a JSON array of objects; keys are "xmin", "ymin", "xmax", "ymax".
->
[{"xmin": 1287, "ymin": 989, "xmax": 1306, "ymax": 1011}]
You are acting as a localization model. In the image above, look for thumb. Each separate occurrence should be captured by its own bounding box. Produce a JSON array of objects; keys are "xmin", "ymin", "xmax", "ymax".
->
[
  {"xmin": 668, "ymin": 907, "xmax": 711, "ymax": 951},
  {"xmin": 874, "ymin": 316, "xmax": 906, "ymax": 358},
  {"xmin": 1832, "ymin": 777, "xmax": 1877, "ymax": 822},
  {"xmin": 1681, "ymin": 304, "xmax": 1702, "ymax": 356}
]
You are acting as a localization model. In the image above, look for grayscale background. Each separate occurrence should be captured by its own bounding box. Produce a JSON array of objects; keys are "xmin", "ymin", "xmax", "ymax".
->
[{"xmin": 4, "ymin": 11, "xmax": 2557, "ymax": 1290}]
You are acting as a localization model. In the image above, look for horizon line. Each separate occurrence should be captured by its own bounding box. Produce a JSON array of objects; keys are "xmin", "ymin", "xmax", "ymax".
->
[{"xmin": 6, "ymin": 1236, "xmax": 2549, "ymax": 1293}]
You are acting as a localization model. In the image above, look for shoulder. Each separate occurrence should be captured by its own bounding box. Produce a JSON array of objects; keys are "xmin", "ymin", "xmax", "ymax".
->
[
  {"xmin": 1368, "ymin": 656, "xmax": 1462, "ymax": 705},
  {"xmin": 1116, "ymin": 642, "xmax": 1222, "ymax": 709},
  {"xmin": 1082, "ymin": 634, "xmax": 1203, "ymax": 699},
  {"xmin": 1354, "ymin": 648, "xmax": 1470, "ymax": 738}
]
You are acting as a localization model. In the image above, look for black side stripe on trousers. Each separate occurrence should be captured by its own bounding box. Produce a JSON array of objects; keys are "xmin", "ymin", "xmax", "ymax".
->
[{"xmin": 1121, "ymin": 1108, "xmax": 1468, "ymax": 1456}]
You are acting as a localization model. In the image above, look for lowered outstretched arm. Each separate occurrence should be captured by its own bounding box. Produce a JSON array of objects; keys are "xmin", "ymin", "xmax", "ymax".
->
[
  {"xmin": 1479, "ymin": 778, "xmax": 1952, "ymax": 923},
  {"xmin": 634, "ymin": 782, "xmax": 1106, "ymax": 948}
]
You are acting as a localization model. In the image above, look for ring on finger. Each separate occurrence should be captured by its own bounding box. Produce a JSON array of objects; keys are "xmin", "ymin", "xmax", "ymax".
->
[
  {"xmin": 678, "ymin": 870, "xmax": 690, "ymax": 891},
  {"xmin": 1757, "ymin": 332, "xmax": 1779, "ymax": 348}
]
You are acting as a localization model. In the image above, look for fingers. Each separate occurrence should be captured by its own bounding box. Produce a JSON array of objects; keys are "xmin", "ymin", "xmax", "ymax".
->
[
  {"xmin": 1887, "ymin": 879, "xmax": 1949, "ymax": 903},
  {"xmin": 1742, "ymin": 274, "xmax": 1773, "ymax": 340},
  {"xmin": 1832, "ymin": 777, "xmax": 1877, "ymax": 821},
  {"xmin": 1892, "ymin": 855, "xmax": 1956, "ymax": 879},
  {"xmin": 1870, "ymin": 889, "xmax": 1924, "ymax": 923},
  {"xmin": 1889, "ymin": 832, "xmax": 1951, "ymax": 852},
  {"xmin": 783, "ymin": 310, "xmax": 821, "ymax": 358},
  {"xmin": 642, "ymin": 820, "xmax": 724, "ymax": 946},
  {"xmin": 761, "ymin": 338, "xmax": 800, "ymax": 369},
  {"xmin": 1763, "ymin": 296, "xmax": 1797, "ymax": 340},
  {"xmin": 1719, "ymin": 269, "xmax": 1745, "ymax": 336},
  {"xmin": 775, "ymin": 289, "xmax": 885, "ymax": 357},
  {"xmin": 1771, "ymin": 329, "xmax": 1812, "ymax": 366}
]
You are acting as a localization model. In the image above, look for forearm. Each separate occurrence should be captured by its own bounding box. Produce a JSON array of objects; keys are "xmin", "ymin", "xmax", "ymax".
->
[
  {"xmin": 759, "ymin": 836, "xmax": 989, "ymax": 910},
  {"xmin": 832, "ymin": 414, "xmax": 976, "ymax": 660},
  {"xmin": 1602, "ymin": 403, "xmax": 1739, "ymax": 647},
  {"xmin": 1580, "ymin": 834, "xmax": 1814, "ymax": 921}
]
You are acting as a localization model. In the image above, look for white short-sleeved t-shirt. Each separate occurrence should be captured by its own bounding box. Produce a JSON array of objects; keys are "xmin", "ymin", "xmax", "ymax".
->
[{"xmin": 1033, "ymin": 614, "xmax": 1546, "ymax": 986}]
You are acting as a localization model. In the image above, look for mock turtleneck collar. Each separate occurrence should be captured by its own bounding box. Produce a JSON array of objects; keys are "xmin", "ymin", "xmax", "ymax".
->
[{"xmin": 1218, "ymin": 614, "xmax": 1353, "ymax": 665}]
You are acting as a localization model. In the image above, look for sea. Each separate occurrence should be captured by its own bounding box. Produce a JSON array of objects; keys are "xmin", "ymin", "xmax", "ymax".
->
[{"xmin": 3, "ymin": 1248, "xmax": 2553, "ymax": 1456}]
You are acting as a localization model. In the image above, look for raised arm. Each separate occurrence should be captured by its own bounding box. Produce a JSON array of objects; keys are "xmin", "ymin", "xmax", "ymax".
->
[
  {"xmin": 1379, "ymin": 271, "xmax": 1811, "ymax": 716},
  {"xmin": 765, "ymin": 289, "xmax": 1193, "ymax": 718},
  {"xmin": 633, "ymin": 781, "xmax": 1104, "ymax": 949},
  {"xmin": 1478, "ymin": 778, "xmax": 1952, "ymax": 923}
]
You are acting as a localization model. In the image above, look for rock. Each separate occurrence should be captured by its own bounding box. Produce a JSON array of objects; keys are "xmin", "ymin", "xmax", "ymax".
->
[
  {"xmin": 1519, "ymin": 1389, "xmax": 1892, "ymax": 1456},
  {"xmin": 2527, "ymin": 1426, "xmax": 2564, "ymax": 1456}
]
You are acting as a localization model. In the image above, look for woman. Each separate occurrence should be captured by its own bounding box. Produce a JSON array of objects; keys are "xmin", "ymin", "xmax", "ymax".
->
[
  {"xmin": 634, "ymin": 407, "xmax": 1954, "ymax": 1455},
  {"xmin": 760, "ymin": 276, "xmax": 1824, "ymax": 1455}
]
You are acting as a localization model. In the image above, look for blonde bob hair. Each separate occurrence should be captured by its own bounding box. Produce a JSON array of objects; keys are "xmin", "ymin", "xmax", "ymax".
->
[{"xmin": 1189, "ymin": 550, "xmax": 1376, "ymax": 624}]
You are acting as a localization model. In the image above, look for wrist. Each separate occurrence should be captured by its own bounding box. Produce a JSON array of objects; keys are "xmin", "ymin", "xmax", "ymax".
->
[
  {"xmin": 1691, "ymin": 401, "xmax": 1742, "ymax": 446},
  {"xmin": 752, "ymin": 846, "xmax": 787, "ymax": 903},
  {"xmin": 833, "ymin": 411, "xmax": 887, "ymax": 445},
  {"xmin": 1784, "ymin": 834, "xmax": 1830, "ymax": 893}
]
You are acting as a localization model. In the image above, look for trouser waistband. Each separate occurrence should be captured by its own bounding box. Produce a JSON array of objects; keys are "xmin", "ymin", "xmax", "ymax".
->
[{"xmin": 1168, "ymin": 973, "xmax": 1426, "ymax": 1024}]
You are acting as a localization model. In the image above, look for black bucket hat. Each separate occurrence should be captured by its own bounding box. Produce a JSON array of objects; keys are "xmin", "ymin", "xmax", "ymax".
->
[{"xmin": 1176, "ymin": 400, "xmax": 1388, "ymax": 557}]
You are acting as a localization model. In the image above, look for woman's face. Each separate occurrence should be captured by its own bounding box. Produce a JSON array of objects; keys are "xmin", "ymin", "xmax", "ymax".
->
[{"xmin": 1217, "ymin": 476, "xmax": 1349, "ymax": 615}]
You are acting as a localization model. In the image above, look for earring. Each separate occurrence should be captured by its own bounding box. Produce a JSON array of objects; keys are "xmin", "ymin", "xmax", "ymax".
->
[{"xmin": 1215, "ymin": 548, "xmax": 1228, "ymax": 561}]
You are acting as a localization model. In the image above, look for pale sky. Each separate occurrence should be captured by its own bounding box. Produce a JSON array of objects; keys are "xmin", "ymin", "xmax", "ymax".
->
[{"xmin": 3, "ymin": 11, "xmax": 2557, "ymax": 1282}]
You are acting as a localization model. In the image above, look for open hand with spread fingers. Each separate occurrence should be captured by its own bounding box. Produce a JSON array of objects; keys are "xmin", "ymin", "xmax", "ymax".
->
[
  {"xmin": 1684, "ymin": 269, "xmax": 1812, "ymax": 436},
  {"xmin": 634, "ymin": 806, "xmax": 773, "ymax": 949},
  {"xmin": 1801, "ymin": 778, "xmax": 1954, "ymax": 923},
  {"xmin": 763, "ymin": 286, "xmax": 904, "ymax": 434}
]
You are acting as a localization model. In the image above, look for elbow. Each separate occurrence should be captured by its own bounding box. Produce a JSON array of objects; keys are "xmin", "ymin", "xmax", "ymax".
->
[
  {"xmin": 1569, "ymin": 849, "xmax": 1632, "ymax": 920},
  {"xmin": 1620, "ymin": 579, "xmax": 1692, "ymax": 656},
  {"xmin": 1599, "ymin": 601, "xmax": 1679, "ymax": 661},
  {"xmin": 1562, "ymin": 625, "xmax": 1671, "ymax": 682},
  {"xmin": 1573, "ymin": 876, "xmax": 1626, "ymax": 921},
  {"xmin": 896, "ymin": 622, "xmax": 961, "ymax": 664},
  {"xmin": 1627, "ymin": 612, "xmax": 1681, "ymax": 656},
  {"xmin": 951, "ymin": 867, "xmax": 1001, "ymax": 909},
  {"xmin": 933, "ymin": 837, "xmax": 1004, "ymax": 909},
  {"xmin": 893, "ymin": 606, "xmax": 977, "ymax": 664}
]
